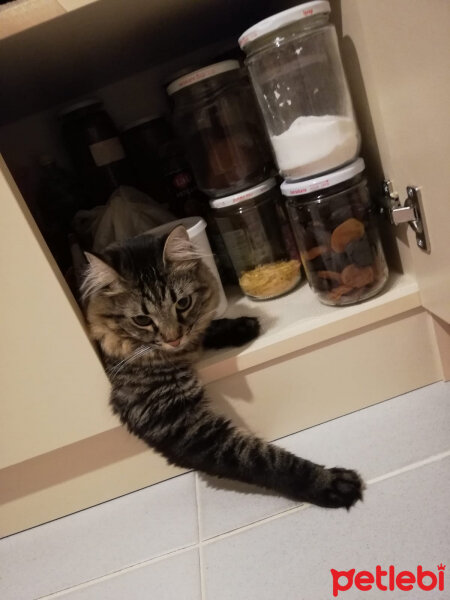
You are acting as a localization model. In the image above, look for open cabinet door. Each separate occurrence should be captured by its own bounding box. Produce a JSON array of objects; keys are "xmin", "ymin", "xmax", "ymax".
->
[
  {"xmin": 0, "ymin": 156, "xmax": 113, "ymax": 470},
  {"xmin": 335, "ymin": 0, "xmax": 450, "ymax": 324}
]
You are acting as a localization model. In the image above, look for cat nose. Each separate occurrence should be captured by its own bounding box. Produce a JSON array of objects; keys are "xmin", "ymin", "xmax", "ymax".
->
[{"xmin": 166, "ymin": 338, "xmax": 181, "ymax": 347}]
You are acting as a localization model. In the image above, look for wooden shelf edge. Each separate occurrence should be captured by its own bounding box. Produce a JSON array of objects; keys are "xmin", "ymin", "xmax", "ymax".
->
[{"xmin": 199, "ymin": 274, "xmax": 421, "ymax": 384}]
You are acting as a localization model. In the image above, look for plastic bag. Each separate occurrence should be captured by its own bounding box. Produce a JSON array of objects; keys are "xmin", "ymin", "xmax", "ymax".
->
[{"xmin": 72, "ymin": 186, "xmax": 174, "ymax": 252}]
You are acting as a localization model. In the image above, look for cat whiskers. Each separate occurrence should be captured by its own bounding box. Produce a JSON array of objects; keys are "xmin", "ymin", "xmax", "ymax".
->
[{"xmin": 108, "ymin": 344, "xmax": 154, "ymax": 380}]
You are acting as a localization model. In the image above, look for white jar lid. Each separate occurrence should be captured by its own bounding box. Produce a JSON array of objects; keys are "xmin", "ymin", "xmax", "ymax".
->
[
  {"xmin": 280, "ymin": 158, "xmax": 365, "ymax": 196},
  {"xmin": 210, "ymin": 178, "xmax": 277, "ymax": 209},
  {"xmin": 166, "ymin": 60, "xmax": 240, "ymax": 95},
  {"xmin": 239, "ymin": 1, "xmax": 330, "ymax": 49},
  {"xmin": 147, "ymin": 217, "xmax": 206, "ymax": 238}
]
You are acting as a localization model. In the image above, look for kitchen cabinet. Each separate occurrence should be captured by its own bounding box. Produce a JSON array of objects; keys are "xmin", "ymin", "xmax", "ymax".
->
[{"xmin": 0, "ymin": 0, "xmax": 448, "ymax": 537}]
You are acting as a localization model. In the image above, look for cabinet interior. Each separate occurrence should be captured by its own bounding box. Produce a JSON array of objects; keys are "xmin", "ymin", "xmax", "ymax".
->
[{"xmin": 0, "ymin": 0, "xmax": 412, "ymax": 323}]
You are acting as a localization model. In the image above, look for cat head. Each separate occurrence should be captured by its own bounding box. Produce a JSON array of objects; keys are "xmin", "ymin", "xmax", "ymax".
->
[{"xmin": 82, "ymin": 226, "xmax": 219, "ymax": 360}]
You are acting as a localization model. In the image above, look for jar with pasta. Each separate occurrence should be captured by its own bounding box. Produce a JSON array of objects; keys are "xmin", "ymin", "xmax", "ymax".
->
[{"xmin": 210, "ymin": 178, "xmax": 301, "ymax": 299}]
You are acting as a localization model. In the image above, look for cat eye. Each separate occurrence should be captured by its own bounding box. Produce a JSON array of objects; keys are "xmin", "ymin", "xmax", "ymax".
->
[
  {"xmin": 132, "ymin": 315, "xmax": 154, "ymax": 327},
  {"xmin": 176, "ymin": 295, "xmax": 192, "ymax": 311}
]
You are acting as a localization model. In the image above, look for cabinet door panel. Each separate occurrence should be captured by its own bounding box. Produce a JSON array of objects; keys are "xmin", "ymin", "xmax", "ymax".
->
[
  {"xmin": 0, "ymin": 156, "xmax": 113, "ymax": 469},
  {"xmin": 337, "ymin": 0, "xmax": 450, "ymax": 323}
]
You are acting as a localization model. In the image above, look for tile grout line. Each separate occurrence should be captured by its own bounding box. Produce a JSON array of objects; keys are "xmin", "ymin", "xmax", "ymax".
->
[
  {"xmin": 200, "ymin": 448, "xmax": 450, "ymax": 546},
  {"xmin": 202, "ymin": 502, "xmax": 311, "ymax": 546},
  {"xmin": 366, "ymin": 449, "xmax": 450, "ymax": 486},
  {"xmin": 35, "ymin": 543, "xmax": 198, "ymax": 599},
  {"xmin": 195, "ymin": 473, "xmax": 207, "ymax": 600},
  {"xmin": 35, "ymin": 448, "xmax": 450, "ymax": 598}
]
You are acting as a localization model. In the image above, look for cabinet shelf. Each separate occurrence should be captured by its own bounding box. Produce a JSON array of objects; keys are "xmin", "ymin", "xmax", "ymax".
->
[{"xmin": 199, "ymin": 272, "xmax": 421, "ymax": 384}]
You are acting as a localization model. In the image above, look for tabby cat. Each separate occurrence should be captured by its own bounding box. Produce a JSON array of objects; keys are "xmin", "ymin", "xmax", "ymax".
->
[{"xmin": 82, "ymin": 226, "xmax": 363, "ymax": 509}]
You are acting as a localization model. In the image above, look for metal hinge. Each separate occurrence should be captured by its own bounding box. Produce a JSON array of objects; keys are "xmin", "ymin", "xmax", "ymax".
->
[{"xmin": 380, "ymin": 180, "xmax": 430, "ymax": 252}]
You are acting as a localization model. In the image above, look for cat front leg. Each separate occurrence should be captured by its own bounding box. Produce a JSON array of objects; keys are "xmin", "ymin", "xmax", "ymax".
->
[{"xmin": 145, "ymin": 400, "xmax": 363, "ymax": 510}]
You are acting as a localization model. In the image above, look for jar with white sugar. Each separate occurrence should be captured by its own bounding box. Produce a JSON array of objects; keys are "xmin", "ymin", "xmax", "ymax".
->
[{"xmin": 239, "ymin": 1, "xmax": 360, "ymax": 180}]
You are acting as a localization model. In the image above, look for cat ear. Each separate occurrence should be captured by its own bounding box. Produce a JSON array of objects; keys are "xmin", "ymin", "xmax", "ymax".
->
[
  {"xmin": 162, "ymin": 225, "xmax": 199, "ymax": 268},
  {"xmin": 81, "ymin": 252, "xmax": 123, "ymax": 299}
]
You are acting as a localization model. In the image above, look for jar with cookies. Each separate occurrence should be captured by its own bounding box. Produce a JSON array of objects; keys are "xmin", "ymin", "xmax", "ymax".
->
[{"xmin": 282, "ymin": 158, "xmax": 388, "ymax": 306}]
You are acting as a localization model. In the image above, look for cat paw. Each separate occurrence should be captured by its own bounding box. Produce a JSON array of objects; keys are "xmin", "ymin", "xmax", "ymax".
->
[
  {"xmin": 230, "ymin": 317, "xmax": 261, "ymax": 346},
  {"xmin": 202, "ymin": 317, "xmax": 261, "ymax": 349},
  {"xmin": 314, "ymin": 467, "xmax": 364, "ymax": 509}
]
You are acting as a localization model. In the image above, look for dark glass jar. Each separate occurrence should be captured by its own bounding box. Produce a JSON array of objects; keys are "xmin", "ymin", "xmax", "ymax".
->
[
  {"xmin": 210, "ymin": 178, "xmax": 301, "ymax": 299},
  {"xmin": 59, "ymin": 99, "xmax": 136, "ymax": 206},
  {"xmin": 282, "ymin": 158, "xmax": 388, "ymax": 305},
  {"xmin": 167, "ymin": 60, "xmax": 273, "ymax": 198},
  {"xmin": 158, "ymin": 139, "xmax": 209, "ymax": 218},
  {"xmin": 121, "ymin": 114, "xmax": 210, "ymax": 217},
  {"xmin": 121, "ymin": 115, "xmax": 173, "ymax": 202}
]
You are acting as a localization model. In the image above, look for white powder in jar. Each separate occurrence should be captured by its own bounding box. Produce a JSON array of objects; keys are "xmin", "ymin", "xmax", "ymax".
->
[{"xmin": 271, "ymin": 115, "xmax": 359, "ymax": 179}]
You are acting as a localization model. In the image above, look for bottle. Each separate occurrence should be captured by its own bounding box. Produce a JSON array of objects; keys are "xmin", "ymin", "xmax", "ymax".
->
[
  {"xmin": 159, "ymin": 139, "xmax": 209, "ymax": 218},
  {"xmin": 59, "ymin": 99, "xmax": 137, "ymax": 206}
]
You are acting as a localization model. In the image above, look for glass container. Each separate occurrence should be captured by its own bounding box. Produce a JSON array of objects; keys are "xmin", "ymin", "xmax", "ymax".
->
[
  {"xmin": 239, "ymin": 1, "xmax": 360, "ymax": 180},
  {"xmin": 282, "ymin": 158, "xmax": 389, "ymax": 306},
  {"xmin": 121, "ymin": 115, "xmax": 208, "ymax": 217},
  {"xmin": 59, "ymin": 99, "xmax": 135, "ymax": 205},
  {"xmin": 167, "ymin": 60, "xmax": 272, "ymax": 198},
  {"xmin": 120, "ymin": 115, "xmax": 173, "ymax": 201},
  {"xmin": 210, "ymin": 178, "xmax": 301, "ymax": 299}
]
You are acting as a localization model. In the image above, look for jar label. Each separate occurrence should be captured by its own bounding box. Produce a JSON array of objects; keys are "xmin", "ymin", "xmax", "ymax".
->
[
  {"xmin": 222, "ymin": 225, "xmax": 273, "ymax": 274},
  {"xmin": 89, "ymin": 138, "xmax": 126, "ymax": 167},
  {"xmin": 222, "ymin": 229, "xmax": 251, "ymax": 274}
]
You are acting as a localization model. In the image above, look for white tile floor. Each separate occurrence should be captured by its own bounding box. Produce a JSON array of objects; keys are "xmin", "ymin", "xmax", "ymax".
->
[{"xmin": 1, "ymin": 381, "xmax": 449, "ymax": 600}]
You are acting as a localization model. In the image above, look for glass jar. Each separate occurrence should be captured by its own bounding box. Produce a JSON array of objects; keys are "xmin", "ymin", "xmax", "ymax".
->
[
  {"xmin": 282, "ymin": 158, "xmax": 389, "ymax": 306},
  {"xmin": 121, "ymin": 115, "xmax": 173, "ymax": 201},
  {"xmin": 59, "ymin": 99, "xmax": 136, "ymax": 205},
  {"xmin": 210, "ymin": 178, "xmax": 301, "ymax": 299},
  {"xmin": 167, "ymin": 60, "xmax": 273, "ymax": 198},
  {"xmin": 239, "ymin": 1, "xmax": 360, "ymax": 180},
  {"xmin": 121, "ymin": 115, "xmax": 208, "ymax": 217}
]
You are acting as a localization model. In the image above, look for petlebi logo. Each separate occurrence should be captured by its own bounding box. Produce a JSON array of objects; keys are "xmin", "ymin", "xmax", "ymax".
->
[{"xmin": 330, "ymin": 564, "xmax": 445, "ymax": 597}]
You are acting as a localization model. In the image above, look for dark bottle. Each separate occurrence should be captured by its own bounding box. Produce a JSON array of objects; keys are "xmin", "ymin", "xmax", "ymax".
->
[
  {"xmin": 59, "ymin": 99, "xmax": 136, "ymax": 206},
  {"xmin": 159, "ymin": 139, "xmax": 209, "ymax": 218},
  {"xmin": 121, "ymin": 115, "xmax": 172, "ymax": 203}
]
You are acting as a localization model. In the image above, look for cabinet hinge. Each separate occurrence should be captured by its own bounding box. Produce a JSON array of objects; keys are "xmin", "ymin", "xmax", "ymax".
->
[{"xmin": 380, "ymin": 180, "xmax": 430, "ymax": 252}]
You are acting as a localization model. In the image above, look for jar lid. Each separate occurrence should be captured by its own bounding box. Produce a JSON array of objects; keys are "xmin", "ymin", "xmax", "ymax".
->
[
  {"xmin": 58, "ymin": 98, "xmax": 102, "ymax": 118},
  {"xmin": 120, "ymin": 115, "xmax": 164, "ymax": 132},
  {"xmin": 166, "ymin": 60, "xmax": 240, "ymax": 95},
  {"xmin": 239, "ymin": 1, "xmax": 330, "ymax": 49},
  {"xmin": 210, "ymin": 178, "xmax": 277, "ymax": 209},
  {"xmin": 147, "ymin": 217, "xmax": 206, "ymax": 238},
  {"xmin": 280, "ymin": 158, "xmax": 365, "ymax": 196}
]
